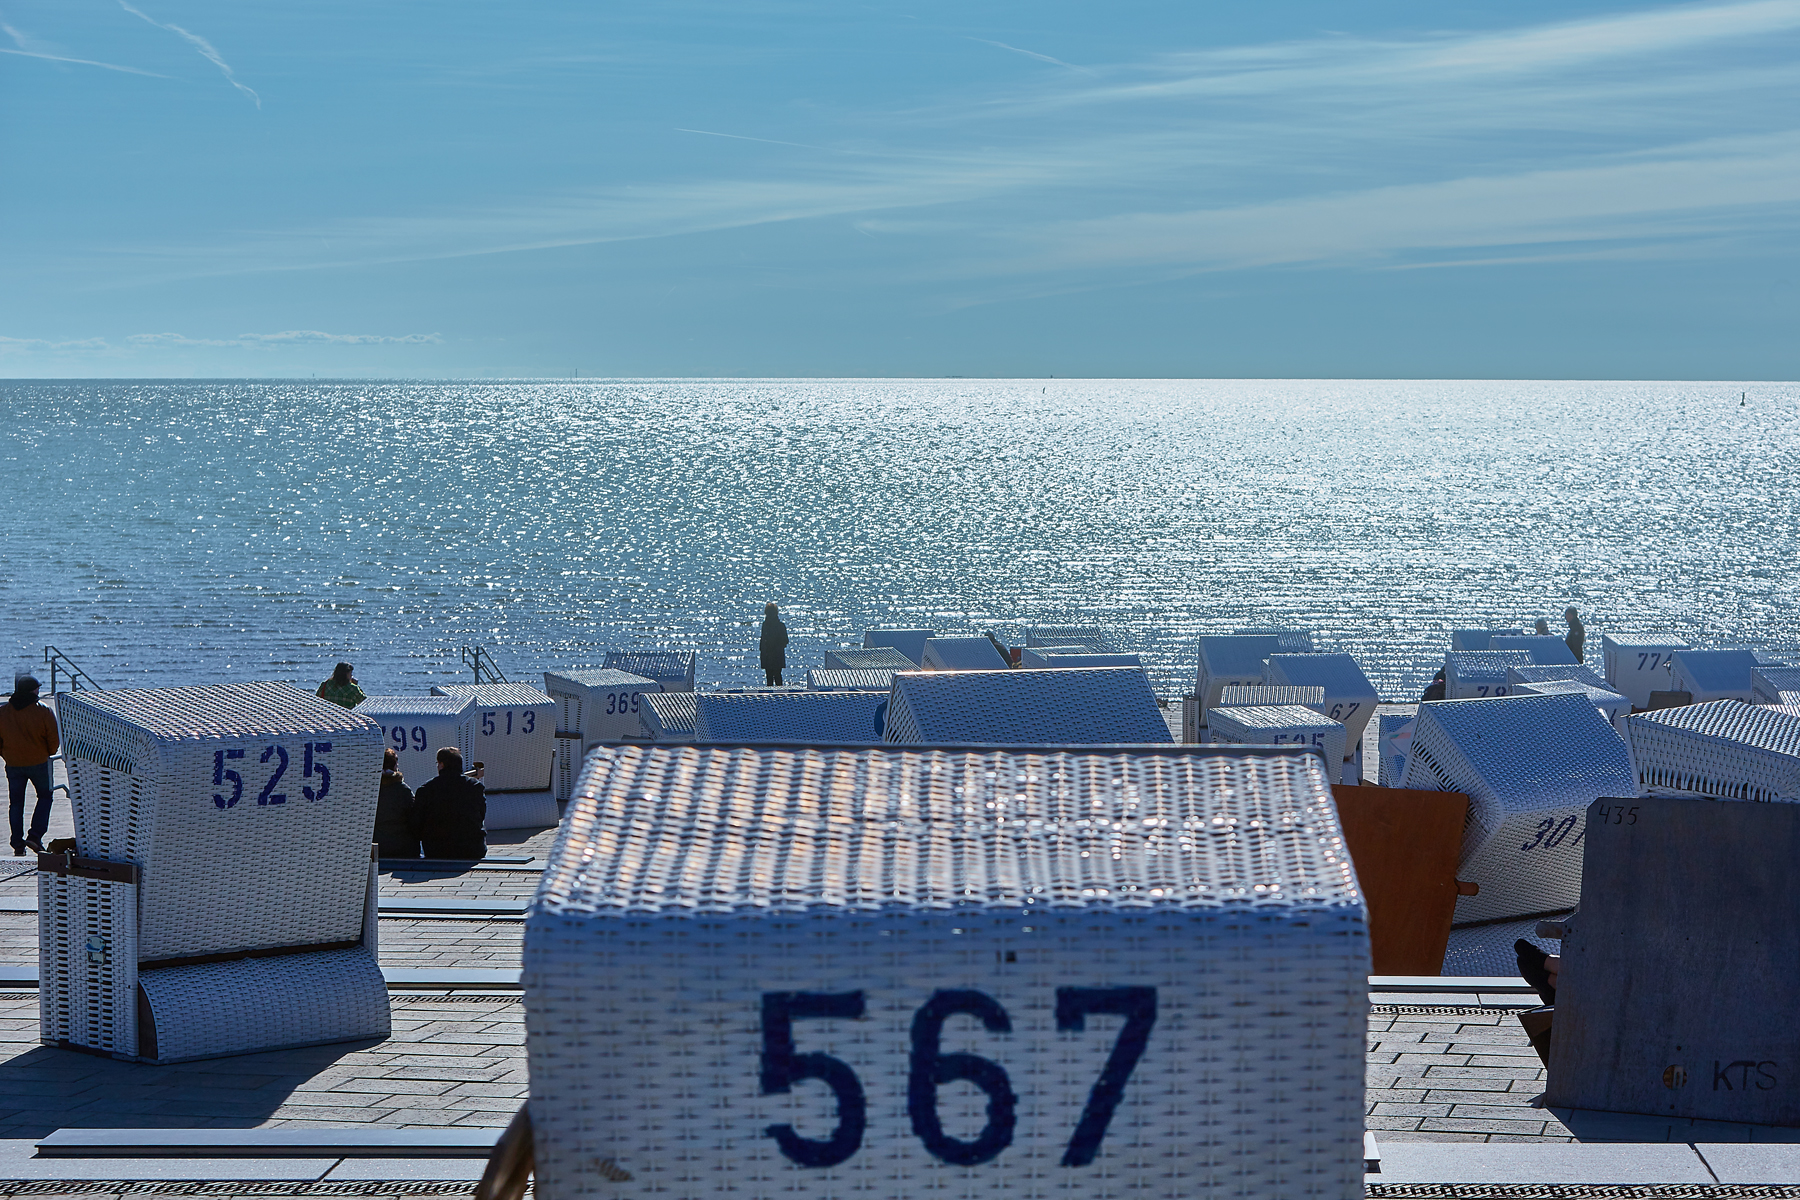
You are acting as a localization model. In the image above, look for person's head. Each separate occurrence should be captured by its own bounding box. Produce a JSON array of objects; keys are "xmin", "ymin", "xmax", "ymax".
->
[
  {"xmin": 765, "ymin": 602, "xmax": 779, "ymax": 618},
  {"xmin": 10, "ymin": 676, "xmax": 39, "ymax": 708},
  {"xmin": 1565, "ymin": 607, "xmax": 1580, "ymax": 625},
  {"xmin": 1535, "ymin": 618, "xmax": 1551, "ymax": 635},
  {"xmin": 382, "ymin": 747, "xmax": 399, "ymax": 776},
  {"xmin": 331, "ymin": 662, "xmax": 355, "ymax": 685},
  {"xmin": 437, "ymin": 747, "xmax": 464, "ymax": 776}
]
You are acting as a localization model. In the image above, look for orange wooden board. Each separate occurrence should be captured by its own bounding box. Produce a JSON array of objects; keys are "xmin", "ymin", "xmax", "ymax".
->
[{"xmin": 1331, "ymin": 784, "xmax": 1471, "ymax": 976}]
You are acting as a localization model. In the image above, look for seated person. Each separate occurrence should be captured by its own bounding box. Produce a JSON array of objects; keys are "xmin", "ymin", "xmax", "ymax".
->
[
  {"xmin": 412, "ymin": 746, "xmax": 486, "ymax": 860},
  {"xmin": 375, "ymin": 748, "xmax": 419, "ymax": 859}
]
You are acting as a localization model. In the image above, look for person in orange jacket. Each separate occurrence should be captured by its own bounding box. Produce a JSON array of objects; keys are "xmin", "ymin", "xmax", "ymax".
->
[{"xmin": 0, "ymin": 676, "xmax": 59, "ymax": 856}]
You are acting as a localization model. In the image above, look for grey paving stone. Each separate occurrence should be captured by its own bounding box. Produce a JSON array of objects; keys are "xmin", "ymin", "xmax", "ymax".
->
[
  {"xmin": 1374, "ymin": 1141, "xmax": 1713, "ymax": 1183},
  {"xmin": 1699, "ymin": 1143, "xmax": 1800, "ymax": 1182}
]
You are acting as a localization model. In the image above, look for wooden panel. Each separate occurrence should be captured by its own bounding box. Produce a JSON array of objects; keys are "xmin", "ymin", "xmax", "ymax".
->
[
  {"xmin": 1547, "ymin": 795, "xmax": 1800, "ymax": 1125},
  {"xmin": 1331, "ymin": 785, "xmax": 1470, "ymax": 976}
]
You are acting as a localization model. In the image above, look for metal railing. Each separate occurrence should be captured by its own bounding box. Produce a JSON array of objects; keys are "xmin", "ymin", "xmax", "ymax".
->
[
  {"xmin": 41, "ymin": 646, "xmax": 99, "ymax": 695},
  {"xmin": 461, "ymin": 645, "xmax": 509, "ymax": 685}
]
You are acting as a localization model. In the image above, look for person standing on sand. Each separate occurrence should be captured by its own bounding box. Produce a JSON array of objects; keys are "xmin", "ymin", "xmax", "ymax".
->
[
  {"xmin": 0, "ymin": 676, "xmax": 59, "ymax": 856},
  {"xmin": 760, "ymin": 602, "xmax": 789, "ymax": 687},
  {"xmin": 317, "ymin": 662, "xmax": 366, "ymax": 709},
  {"xmin": 1564, "ymin": 607, "xmax": 1586, "ymax": 662}
]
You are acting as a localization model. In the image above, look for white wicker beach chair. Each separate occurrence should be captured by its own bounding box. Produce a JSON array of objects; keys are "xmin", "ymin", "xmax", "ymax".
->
[
  {"xmin": 1232, "ymin": 628, "xmax": 1316, "ymax": 652},
  {"xmin": 1625, "ymin": 700, "xmax": 1800, "ymax": 802},
  {"xmin": 1600, "ymin": 635, "xmax": 1688, "ymax": 709},
  {"xmin": 47, "ymin": 683, "xmax": 390, "ymax": 1062},
  {"xmin": 543, "ymin": 669, "xmax": 663, "ymax": 744},
  {"xmin": 523, "ymin": 743, "xmax": 1368, "ymax": 1200},
  {"xmin": 1217, "ymin": 685, "xmax": 1326, "ymax": 710},
  {"xmin": 1399, "ymin": 692, "xmax": 1636, "ymax": 923},
  {"xmin": 1752, "ymin": 667, "xmax": 1800, "ymax": 707},
  {"xmin": 921, "ymin": 637, "xmax": 1010, "ymax": 672},
  {"xmin": 824, "ymin": 647, "xmax": 917, "ymax": 672},
  {"xmin": 1018, "ymin": 648, "xmax": 1143, "ymax": 669},
  {"xmin": 1194, "ymin": 635, "xmax": 1281, "ymax": 720},
  {"xmin": 353, "ymin": 695, "xmax": 476, "ymax": 793},
  {"xmin": 1513, "ymin": 680, "xmax": 1631, "ymax": 733},
  {"xmin": 1376, "ymin": 712, "xmax": 1416, "ymax": 788},
  {"xmin": 602, "ymin": 649, "xmax": 697, "ymax": 693},
  {"xmin": 1442, "ymin": 651, "xmax": 1533, "ymax": 700},
  {"xmin": 430, "ymin": 684, "xmax": 555, "ymax": 792},
  {"xmin": 1207, "ymin": 705, "xmax": 1348, "ymax": 782},
  {"xmin": 1023, "ymin": 625, "xmax": 1117, "ymax": 652},
  {"xmin": 885, "ymin": 667, "xmax": 1170, "ymax": 745},
  {"xmin": 1489, "ymin": 635, "xmax": 1579, "ymax": 666},
  {"xmin": 862, "ymin": 629, "xmax": 935, "ymax": 666},
  {"xmin": 1450, "ymin": 629, "xmax": 1522, "ymax": 652},
  {"xmin": 1669, "ymin": 649, "xmax": 1758, "ymax": 703},
  {"xmin": 1505, "ymin": 664, "xmax": 1609, "ymax": 690},
  {"xmin": 637, "ymin": 692, "xmax": 698, "ymax": 743},
  {"xmin": 806, "ymin": 668, "xmax": 899, "ymax": 692},
  {"xmin": 1262, "ymin": 653, "xmax": 1379, "ymax": 749},
  {"xmin": 696, "ymin": 690, "xmax": 892, "ymax": 744}
]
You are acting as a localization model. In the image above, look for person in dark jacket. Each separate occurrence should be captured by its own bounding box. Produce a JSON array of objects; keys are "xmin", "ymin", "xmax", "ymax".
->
[
  {"xmin": 1564, "ymin": 607, "xmax": 1586, "ymax": 662},
  {"xmin": 1420, "ymin": 667, "xmax": 1446, "ymax": 703},
  {"xmin": 375, "ymin": 748, "xmax": 419, "ymax": 859},
  {"xmin": 412, "ymin": 747, "xmax": 486, "ymax": 860},
  {"xmin": 759, "ymin": 602, "xmax": 788, "ymax": 686}
]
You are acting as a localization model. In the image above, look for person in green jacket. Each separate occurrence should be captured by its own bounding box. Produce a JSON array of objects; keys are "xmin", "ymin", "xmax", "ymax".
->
[{"xmin": 317, "ymin": 662, "xmax": 367, "ymax": 709}]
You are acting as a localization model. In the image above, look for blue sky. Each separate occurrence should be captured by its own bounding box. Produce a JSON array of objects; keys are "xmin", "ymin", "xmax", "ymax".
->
[{"xmin": 2, "ymin": 0, "xmax": 1797, "ymax": 378}]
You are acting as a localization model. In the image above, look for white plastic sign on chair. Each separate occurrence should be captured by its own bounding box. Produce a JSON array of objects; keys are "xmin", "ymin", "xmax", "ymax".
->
[
  {"xmin": 1625, "ymin": 700, "xmax": 1800, "ymax": 802},
  {"xmin": 431, "ymin": 683, "xmax": 555, "ymax": 792},
  {"xmin": 523, "ymin": 743, "xmax": 1369, "ymax": 1200},
  {"xmin": 1600, "ymin": 635, "xmax": 1688, "ymax": 709},
  {"xmin": 921, "ymin": 637, "xmax": 1010, "ymax": 671},
  {"xmin": 862, "ymin": 629, "xmax": 935, "ymax": 666},
  {"xmin": 354, "ymin": 695, "xmax": 476, "ymax": 791},
  {"xmin": 1442, "ymin": 651, "xmax": 1533, "ymax": 700},
  {"xmin": 1262, "ymin": 653, "xmax": 1378, "ymax": 749},
  {"xmin": 1489, "ymin": 635, "xmax": 1579, "ymax": 666},
  {"xmin": 886, "ymin": 667, "xmax": 1171, "ymax": 745},
  {"xmin": 1670, "ymin": 649, "xmax": 1758, "ymax": 703},
  {"xmin": 1399, "ymin": 692, "xmax": 1636, "ymax": 924},
  {"xmin": 696, "ymin": 690, "xmax": 892, "ymax": 744}
]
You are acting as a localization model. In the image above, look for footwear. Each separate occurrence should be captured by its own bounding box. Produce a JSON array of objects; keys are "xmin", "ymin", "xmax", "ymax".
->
[
  {"xmin": 9, "ymin": 843, "xmax": 22, "ymax": 858},
  {"xmin": 23, "ymin": 836, "xmax": 44, "ymax": 854},
  {"xmin": 1515, "ymin": 939, "xmax": 1556, "ymax": 1005}
]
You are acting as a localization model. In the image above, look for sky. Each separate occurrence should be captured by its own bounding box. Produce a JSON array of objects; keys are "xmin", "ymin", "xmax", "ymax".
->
[{"xmin": 1, "ymin": 0, "xmax": 1797, "ymax": 378}]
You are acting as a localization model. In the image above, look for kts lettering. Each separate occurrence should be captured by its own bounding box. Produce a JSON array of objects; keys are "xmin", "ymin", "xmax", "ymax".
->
[{"xmin": 1714, "ymin": 1060, "xmax": 1779, "ymax": 1091}]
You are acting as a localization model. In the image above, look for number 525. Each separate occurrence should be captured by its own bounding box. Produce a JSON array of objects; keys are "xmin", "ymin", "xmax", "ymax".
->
[{"xmin": 761, "ymin": 986, "xmax": 1155, "ymax": 1170}]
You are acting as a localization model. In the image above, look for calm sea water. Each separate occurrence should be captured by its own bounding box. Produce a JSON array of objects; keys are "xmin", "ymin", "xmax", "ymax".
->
[{"xmin": 3, "ymin": 379, "xmax": 1794, "ymax": 701}]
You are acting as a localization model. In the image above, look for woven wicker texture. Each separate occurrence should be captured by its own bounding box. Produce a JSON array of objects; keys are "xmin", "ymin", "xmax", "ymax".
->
[
  {"xmin": 56, "ymin": 683, "xmax": 383, "ymax": 961},
  {"xmin": 543, "ymin": 669, "xmax": 661, "ymax": 744},
  {"xmin": 639, "ymin": 692, "xmax": 699, "ymax": 741},
  {"xmin": 1752, "ymin": 667, "xmax": 1800, "ymax": 706},
  {"xmin": 1489, "ymin": 635, "xmax": 1579, "ymax": 666},
  {"xmin": 1442, "ymin": 651, "xmax": 1533, "ymax": 700},
  {"xmin": 1375, "ymin": 713, "xmax": 1416, "ymax": 788},
  {"xmin": 431, "ymin": 684, "xmax": 556, "ymax": 792},
  {"xmin": 138, "ymin": 944, "xmax": 390, "ymax": 1063},
  {"xmin": 1400, "ymin": 693, "xmax": 1635, "ymax": 924},
  {"xmin": 1599, "ymin": 635, "xmax": 1688, "ymax": 709},
  {"xmin": 922, "ymin": 637, "xmax": 1010, "ymax": 672},
  {"xmin": 1023, "ymin": 625, "xmax": 1118, "ymax": 652},
  {"xmin": 1513, "ymin": 680, "xmax": 1631, "ymax": 732},
  {"xmin": 886, "ymin": 668, "xmax": 1172, "ymax": 746},
  {"xmin": 1231, "ymin": 627, "xmax": 1315, "ymax": 652},
  {"xmin": 862, "ymin": 629, "xmax": 935, "ymax": 666},
  {"xmin": 354, "ymin": 696, "xmax": 475, "ymax": 792},
  {"xmin": 823, "ymin": 647, "xmax": 917, "ymax": 671},
  {"xmin": 1625, "ymin": 700, "xmax": 1800, "ymax": 802},
  {"xmin": 1194, "ymin": 635, "xmax": 1281, "ymax": 715},
  {"xmin": 1504, "ymin": 664, "xmax": 1609, "ymax": 690},
  {"xmin": 1018, "ymin": 649, "xmax": 1142, "ymax": 670},
  {"xmin": 39, "ymin": 872, "xmax": 138, "ymax": 1058},
  {"xmin": 806, "ymin": 668, "xmax": 899, "ymax": 692},
  {"xmin": 696, "ymin": 690, "xmax": 891, "ymax": 744},
  {"xmin": 603, "ymin": 650, "xmax": 697, "ymax": 693},
  {"xmin": 1262, "ymin": 654, "xmax": 1378, "ymax": 748},
  {"xmin": 1448, "ymin": 629, "xmax": 1519, "ymax": 652},
  {"xmin": 1670, "ymin": 649, "xmax": 1758, "ymax": 703},
  {"xmin": 1206, "ymin": 706, "xmax": 1347, "ymax": 778},
  {"xmin": 1218, "ymin": 685, "xmax": 1326, "ymax": 710},
  {"xmin": 524, "ymin": 744, "xmax": 1367, "ymax": 1200}
]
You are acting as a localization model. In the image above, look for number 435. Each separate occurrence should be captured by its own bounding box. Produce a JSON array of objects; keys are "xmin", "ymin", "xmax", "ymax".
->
[{"xmin": 761, "ymin": 986, "xmax": 1156, "ymax": 1169}]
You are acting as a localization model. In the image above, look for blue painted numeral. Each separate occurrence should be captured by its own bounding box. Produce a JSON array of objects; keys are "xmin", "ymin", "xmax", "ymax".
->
[
  {"xmin": 760, "ymin": 991, "xmax": 866, "ymax": 1168},
  {"xmin": 212, "ymin": 749, "xmax": 244, "ymax": 809},
  {"xmin": 303, "ymin": 742, "xmax": 332, "ymax": 801},
  {"xmin": 257, "ymin": 744, "xmax": 289, "ymax": 805},
  {"xmin": 909, "ymin": 990, "xmax": 1016, "ymax": 1165},
  {"xmin": 1056, "ymin": 986, "xmax": 1158, "ymax": 1167}
]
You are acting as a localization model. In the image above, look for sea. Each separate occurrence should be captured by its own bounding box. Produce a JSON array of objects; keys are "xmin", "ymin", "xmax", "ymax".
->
[{"xmin": 3, "ymin": 378, "xmax": 1795, "ymax": 702}]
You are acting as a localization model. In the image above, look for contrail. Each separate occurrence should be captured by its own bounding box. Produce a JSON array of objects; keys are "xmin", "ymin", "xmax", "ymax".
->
[
  {"xmin": 118, "ymin": 0, "xmax": 258, "ymax": 107},
  {"xmin": 0, "ymin": 46, "xmax": 169, "ymax": 76},
  {"xmin": 966, "ymin": 37, "xmax": 1096, "ymax": 74}
]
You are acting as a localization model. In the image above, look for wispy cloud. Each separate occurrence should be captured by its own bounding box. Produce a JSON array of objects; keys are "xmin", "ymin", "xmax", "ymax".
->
[
  {"xmin": 117, "ymin": 0, "xmax": 258, "ymax": 107},
  {"xmin": 128, "ymin": 330, "xmax": 443, "ymax": 347},
  {"xmin": 0, "ymin": 335, "xmax": 109, "ymax": 355},
  {"xmin": 965, "ymin": 38, "xmax": 1094, "ymax": 75},
  {"xmin": 1, "ymin": 16, "xmax": 165, "ymax": 75}
]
